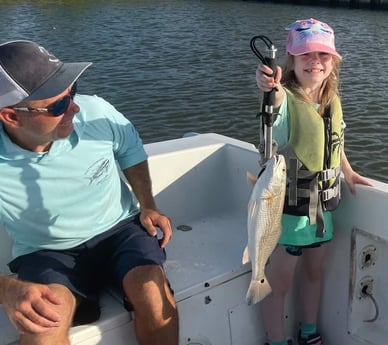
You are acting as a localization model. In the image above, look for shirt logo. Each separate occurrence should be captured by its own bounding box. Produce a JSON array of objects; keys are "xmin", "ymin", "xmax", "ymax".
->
[{"xmin": 85, "ymin": 158, "xmax": 110, "ymax": 185}]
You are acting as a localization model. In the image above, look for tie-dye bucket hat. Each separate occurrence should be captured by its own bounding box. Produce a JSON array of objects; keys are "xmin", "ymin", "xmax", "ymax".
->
[{"xmin": 286, "ymin": 18, "xmax": 342, "ymax": 59}]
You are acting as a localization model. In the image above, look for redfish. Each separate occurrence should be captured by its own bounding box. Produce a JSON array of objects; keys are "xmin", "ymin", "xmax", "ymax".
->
[{"xmin": 242, "ymin": 154, "xmax": 286, "ymax": 305}]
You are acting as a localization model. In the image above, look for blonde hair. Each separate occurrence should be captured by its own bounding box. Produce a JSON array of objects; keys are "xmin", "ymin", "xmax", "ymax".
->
[{"xmin": 281, "ymin": 54, "xmax": 341, "ymax": 116}]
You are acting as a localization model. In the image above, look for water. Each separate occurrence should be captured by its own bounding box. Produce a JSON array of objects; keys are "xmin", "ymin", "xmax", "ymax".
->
[{"xmin": 1, "ymin": 0, "xmax": 387, "ymax": 182}]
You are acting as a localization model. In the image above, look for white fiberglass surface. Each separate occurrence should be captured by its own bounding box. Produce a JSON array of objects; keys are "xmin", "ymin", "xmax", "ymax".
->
[{"xmin": 165, "ymin": 211, "xmax": 249, "ymax": 300}]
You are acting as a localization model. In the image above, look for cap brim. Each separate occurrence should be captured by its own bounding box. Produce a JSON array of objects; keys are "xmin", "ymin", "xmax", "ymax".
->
[
  {"xmin": 23, "ymin": 62, "xmax": 92, "ymax": 102},
  {"xmin": 288, "ymin": 46, "xmax": 342, "ymax": 60}
]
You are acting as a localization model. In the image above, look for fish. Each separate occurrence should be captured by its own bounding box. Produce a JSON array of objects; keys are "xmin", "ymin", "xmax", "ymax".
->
[{"xmin": 242, "ymin": 154, "xmax": 287, "ymax": 305}]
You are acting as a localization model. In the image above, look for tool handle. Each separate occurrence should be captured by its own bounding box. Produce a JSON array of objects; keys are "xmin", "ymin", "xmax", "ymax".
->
[
  {"xmin": 262, "ymin": 45, "xmax": 277, "ymax": 161},
  {"xmin": 262, "ymin": 47, "xmax": 277, "ymax": 128}
]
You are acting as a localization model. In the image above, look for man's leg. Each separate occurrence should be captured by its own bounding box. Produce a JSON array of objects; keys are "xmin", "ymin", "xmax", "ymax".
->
[
  {"xmin": 19, "ymin": 283, "xmax": 76, "ymax": 345},
  {"xmin": 122, "ymin": 265, "xmax": 178, "ymax": 345}
]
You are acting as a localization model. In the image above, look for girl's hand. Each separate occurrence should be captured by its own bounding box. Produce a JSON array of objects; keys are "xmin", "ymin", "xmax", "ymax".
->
[
  {"xmin": 256, "ymin": 64, "xmax": 282, "ymax": 92},
  {"xmin": 344, "ymin": 170, "xmax": 374, "ymax": 194}
]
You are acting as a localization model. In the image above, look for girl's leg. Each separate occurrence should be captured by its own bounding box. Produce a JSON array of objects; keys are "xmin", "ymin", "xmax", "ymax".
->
[
  {"xmin": 298, "ymin": 244, "xmax": 329, "ymax": 325},
  {"xmin": 261, "ymin": 245, "xmax": 299, "ymax": 342}
]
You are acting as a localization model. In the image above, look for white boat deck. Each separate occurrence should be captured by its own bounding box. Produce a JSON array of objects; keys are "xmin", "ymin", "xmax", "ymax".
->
[{"xmin": 1, "ymin": 133, "xmax": 388, "ymax": 345}]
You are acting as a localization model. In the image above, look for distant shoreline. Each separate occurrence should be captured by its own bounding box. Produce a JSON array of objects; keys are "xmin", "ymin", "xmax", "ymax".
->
[{"xmin": 247, "ymin": 0, "xmax": 388, "ymax": 10}]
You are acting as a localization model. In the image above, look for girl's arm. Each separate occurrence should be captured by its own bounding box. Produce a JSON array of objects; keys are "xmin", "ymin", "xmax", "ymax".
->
[{"xmin": 341, "ymin": 153, "xmax": 374, "ymax": 194}]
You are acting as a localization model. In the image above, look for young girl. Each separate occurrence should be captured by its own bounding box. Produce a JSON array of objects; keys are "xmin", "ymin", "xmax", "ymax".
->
[{"xmin": 256, "ymin": 18, "xmax": 374, "ymax": 345}]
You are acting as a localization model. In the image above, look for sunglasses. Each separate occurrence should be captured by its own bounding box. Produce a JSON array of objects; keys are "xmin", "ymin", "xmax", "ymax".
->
[{"xmin": 12, "ymin": 82, "xmax": 77, "ymax": 117}]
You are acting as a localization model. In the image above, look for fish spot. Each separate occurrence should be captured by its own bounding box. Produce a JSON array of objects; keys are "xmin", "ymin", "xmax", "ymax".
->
[{"xmin": 260, "ymin": 279, "xmax": 265, "ymax": 284}]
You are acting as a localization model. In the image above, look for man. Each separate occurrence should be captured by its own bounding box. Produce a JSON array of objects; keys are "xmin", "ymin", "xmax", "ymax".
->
[{"xmin": 0, "ymin": 40, "xmax": 178, "ymax": 345}]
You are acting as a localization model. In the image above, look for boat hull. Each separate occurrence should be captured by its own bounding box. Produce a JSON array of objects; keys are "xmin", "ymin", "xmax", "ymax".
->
[{"xmin": 1, "ymin": 133, "xmax": 386, "ymax": 345}]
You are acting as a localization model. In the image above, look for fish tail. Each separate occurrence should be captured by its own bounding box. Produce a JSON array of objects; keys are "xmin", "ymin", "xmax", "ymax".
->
[{"xmin": 245, "ymin": 278, "xmax": 272, "ymax": 305}]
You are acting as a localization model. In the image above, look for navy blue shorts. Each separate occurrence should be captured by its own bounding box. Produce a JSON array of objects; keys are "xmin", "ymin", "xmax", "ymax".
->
[{"xmin": 8, "ymin": 214, "xmax": 166, "ymax": 325}]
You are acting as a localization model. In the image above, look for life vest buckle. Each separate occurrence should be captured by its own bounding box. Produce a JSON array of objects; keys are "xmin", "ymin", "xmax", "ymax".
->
[
  {"xmin": 321, "ymin": 185, "xmax": 339, "ymax": 202},
  {"xmin": 320, "ymin": 167, "xmax": 340, "ymax": 182}
]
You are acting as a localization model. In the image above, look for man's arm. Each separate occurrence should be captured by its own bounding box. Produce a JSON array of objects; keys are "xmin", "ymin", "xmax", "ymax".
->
[
  {"xmin": 123, "ymin": 160, "xmax": 172, "ymax": 248},
  {"xmin": 124, "ymin": 160, "xmax": 157, "ymax": 211},
  {"xmin": 0, "ymin": 274, "xmax": 12, "ymax": 304}
]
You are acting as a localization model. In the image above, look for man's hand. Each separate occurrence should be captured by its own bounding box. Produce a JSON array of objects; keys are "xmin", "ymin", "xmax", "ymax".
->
[
  {"xmin": 2, "ymin": 278, "xmax": 62, "ymax": 334},
  {"xmin": 140, "ymin": 208, "xmax": 173, "ymax": 248}
]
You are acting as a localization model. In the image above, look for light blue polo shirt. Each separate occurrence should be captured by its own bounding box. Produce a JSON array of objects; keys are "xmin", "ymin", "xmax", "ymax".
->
[{"xmin": 0, "ymin": 94, "xmax": 147, "ymax": 258}]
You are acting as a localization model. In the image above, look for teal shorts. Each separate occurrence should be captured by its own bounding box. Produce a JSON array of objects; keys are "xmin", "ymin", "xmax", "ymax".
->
[{"xmin": 278, "ymin": 211, "xmax": 334, "ymax": 247}]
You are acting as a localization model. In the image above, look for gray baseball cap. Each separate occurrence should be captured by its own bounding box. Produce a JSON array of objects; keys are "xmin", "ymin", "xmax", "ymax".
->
[{"xmin": 0, "ymin": 40, "xmax": 92, "ymax": 108}]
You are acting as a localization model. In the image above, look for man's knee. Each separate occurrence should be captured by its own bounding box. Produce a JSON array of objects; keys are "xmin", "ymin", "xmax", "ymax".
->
[
  {"xmin": 123, "ymin": 265, "xmax": 165, "ymax": 287},
  {"xmin": 122, "ymin": 265, "xmax": 175, "ymax": 310},
  {"xmin": 43, "ymin": 283, "xmax": 77, "ymax": 331}
]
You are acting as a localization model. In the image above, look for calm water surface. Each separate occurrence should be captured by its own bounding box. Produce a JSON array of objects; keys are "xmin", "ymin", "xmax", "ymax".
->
[{"xmin": 1, "ymin": 0, "xmax": 387, "ymax": 182}]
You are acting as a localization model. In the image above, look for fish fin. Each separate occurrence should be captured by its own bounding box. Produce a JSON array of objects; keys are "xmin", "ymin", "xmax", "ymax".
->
[
  {"xmin": 242, "ymin": 245, "xmax": 250, "ymax": 264},
  {"xmin": 245, "ymin": 278, "xmax": 272, "ymax": 305},
  {"xmin": 246, "ymin": 171, "xmax": 257, "ymax": 185}
]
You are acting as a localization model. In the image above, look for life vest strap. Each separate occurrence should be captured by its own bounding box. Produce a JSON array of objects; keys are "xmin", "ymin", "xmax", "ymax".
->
[
  {"xmin": 309, "ymin": 176, "xmax": 319, "ymax": 226},
  {"xmin": 286, "ymin": 183, "xmax": 340, "ymax": 202},
  {"xmin": 308, "ymin": 175, "xmax": 325, "ymax": 238},
  {"xmin": 288, "ymin": 158, "xmax": 298, "ymax": 206}
]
